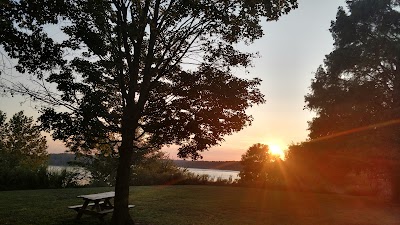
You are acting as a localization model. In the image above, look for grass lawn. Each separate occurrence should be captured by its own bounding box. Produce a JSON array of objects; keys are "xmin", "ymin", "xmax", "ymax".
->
[{"xmin": 0, "ymin": 185, "xmax": 399, "ymax": 225}]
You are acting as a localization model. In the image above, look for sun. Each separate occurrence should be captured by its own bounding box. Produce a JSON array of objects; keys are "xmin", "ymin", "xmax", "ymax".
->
[{"xmin": 269, "ymin": 144, "xmax": 286, "ymax": 160}]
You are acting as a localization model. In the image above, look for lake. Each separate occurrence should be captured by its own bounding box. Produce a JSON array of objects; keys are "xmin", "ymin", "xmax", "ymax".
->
[
  {"xmin": 48, "ymin": 165, "xmax": 87, "ymax": 175},
  {"xmin": 184, "ymin": 168, "xmax": 239, "ymax": 180},
  {"xmin": 48, "ymin": 166, "xmax": 239, "ymax": 182}
]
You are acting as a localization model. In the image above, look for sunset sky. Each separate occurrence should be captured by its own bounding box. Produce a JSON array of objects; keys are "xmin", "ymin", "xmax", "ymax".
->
[{"xmin": 0, "ymin": 0, "xmax": 347, "ymax": 161}]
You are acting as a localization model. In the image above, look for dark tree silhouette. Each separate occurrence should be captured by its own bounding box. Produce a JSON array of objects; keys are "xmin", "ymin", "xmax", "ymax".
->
[
  {"xmin": 0, "ymin": 1, "xmax": 298, "ymax": 223},
  {"xmin": 305, "ymin": 0, "xmax": 400, "ymax": 199},
  {"xmin": 307, "ymin": 0, "xmax": 400, "ymax": 139},
  {"xmin": 239, "ymin": 143, "xmax": 282, "ymax": 186}
]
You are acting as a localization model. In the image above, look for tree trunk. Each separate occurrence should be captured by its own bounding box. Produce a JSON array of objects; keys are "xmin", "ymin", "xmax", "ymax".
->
[{"xmin": 111, "ymin": 136, "xmax": 135, "ymax": 225}]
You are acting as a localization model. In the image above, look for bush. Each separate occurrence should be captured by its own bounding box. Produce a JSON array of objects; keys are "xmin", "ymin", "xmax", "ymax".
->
[
  {"xmin": 131, "ymin": 152, "xmax": 200, "ymax": 186},
  {"xmin": 0, "ymin": 166, "xmax": 80, "ymax": 190},
  {"xmin": 47, "ymin": 168, "xmax": 81, "ymax": 188}
]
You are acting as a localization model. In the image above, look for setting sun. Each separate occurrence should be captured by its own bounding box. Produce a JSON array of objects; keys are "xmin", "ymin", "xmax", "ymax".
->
[{"xmin": 269, "ymin": 144, "xmax": 286, "ymax": 160}]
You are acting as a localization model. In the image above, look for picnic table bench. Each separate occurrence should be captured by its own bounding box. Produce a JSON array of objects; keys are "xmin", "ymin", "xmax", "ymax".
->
[{"xmin": 68, "ymin": 191, "xmax": 134, "ymax": 221}]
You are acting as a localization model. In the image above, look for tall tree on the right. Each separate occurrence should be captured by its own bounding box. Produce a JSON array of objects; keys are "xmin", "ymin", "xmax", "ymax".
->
[{"xmin": 305, "ymin": 0, "xmax": 400, "ymax": 200}]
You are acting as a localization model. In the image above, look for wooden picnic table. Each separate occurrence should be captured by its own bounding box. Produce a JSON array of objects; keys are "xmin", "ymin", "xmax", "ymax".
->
[{"xmin": 68, "ymin": 191, "xmax": 134, "ymax": 221}]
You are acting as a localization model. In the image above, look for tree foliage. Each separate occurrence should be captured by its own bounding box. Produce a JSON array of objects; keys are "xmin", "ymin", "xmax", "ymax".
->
[
  {"xmin": 0, "ymin": 111, "xmax": 81, "ymax": 191},
  {"xmin": 305, "ymin": 0, "xmax": 400, "ymax": 158},
  {"xmin": 0, "ymin": 0, "xmax": 298, "ymax": 223},
  {"xmin": 304, "ymin": 0, "xmax": 400, "ymax": 199},
  {"xmin": 0, "ymin": 0, "xmax": 298, "ymax": 159},
  {"xmin": 239, "ymin": 143, "xmax": 282, "ymax": 186},
  {"xmin": 0, "ymin": 111, "xmax": 48, "ymax": 170}
]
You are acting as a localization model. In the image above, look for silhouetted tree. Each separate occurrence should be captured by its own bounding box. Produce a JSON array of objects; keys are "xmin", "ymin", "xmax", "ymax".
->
[
  {"xmin": 305, "ymin": 0, "xmax": 400, "ymax": 200},
  {"xmin": 0, "ymin": 111, "xmax": 48, "ymax": 170},
  {"xmin": 239, "ymin": 143, "xmax": 282, "ymax": 186},
  {"xmin": 0, "ymin": 1, "xmax": 298, "ymax": 223}
]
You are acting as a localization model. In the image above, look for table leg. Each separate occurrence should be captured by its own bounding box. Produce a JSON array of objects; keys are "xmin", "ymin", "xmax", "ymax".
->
[
  {"xmin": 76, "ymin": 200, "xmax": 90, "ymax": 220},
  {"xmin": 104, "ymin": 198, "xmax": 114, "ymax": 209},
  {"xmin": 94, "ymin": 200, "xmax": 102, "ymax": 212}
]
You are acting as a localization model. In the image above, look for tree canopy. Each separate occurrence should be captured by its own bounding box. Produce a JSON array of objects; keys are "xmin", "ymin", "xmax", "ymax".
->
[
  {"xmin": 0, "ymin": 0, "xmax": 298, "ymax": 224},
  {"xmin": 305, "ymin": 0, "xmax": 400, "ymax": 158},
  {"xmin": 239, "ymin": 143, "xmax": 282, "ymax": 186},
  {"xmin": 1, "ymin": 0, "xmax": 299, "ymax": 159},
  {"xmin": 0, "ymin": 111, "xmax": 48, "ymax": 170},
  {"xmin": 303, "ymin": 0, "xmax": 400, "ymax": 200}
]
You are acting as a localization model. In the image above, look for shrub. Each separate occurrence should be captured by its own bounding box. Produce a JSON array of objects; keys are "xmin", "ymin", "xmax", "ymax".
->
[
  {"xmin": 0, "ymin": 166, "xmax": 80, "ymax": 190},
  {"xmin": 131, "ymin": 152, "xmax": 193, "ymax": 186}
]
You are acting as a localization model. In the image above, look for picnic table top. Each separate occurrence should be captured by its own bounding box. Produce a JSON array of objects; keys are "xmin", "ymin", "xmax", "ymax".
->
[{"xmin": 77, "ymin": 191, "xmax": 115, "ymax": 201}]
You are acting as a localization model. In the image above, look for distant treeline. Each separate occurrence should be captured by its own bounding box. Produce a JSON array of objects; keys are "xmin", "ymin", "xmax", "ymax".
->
[{"xmin": 48, "ymin": 154, "xmax": 241, "ymax": 171}]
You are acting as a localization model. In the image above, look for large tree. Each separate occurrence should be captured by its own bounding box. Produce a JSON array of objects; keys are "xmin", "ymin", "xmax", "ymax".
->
[
  {"xmin": 306, "ymin": 0, "xmax": 400, "ymax": 155},
  {"xmin": 0, "ymin": 0, "xmax": 298, "ymax": 223},
  {"xmin": 305, "ymin": 0, "xmax": 400, "ymax": 198}
]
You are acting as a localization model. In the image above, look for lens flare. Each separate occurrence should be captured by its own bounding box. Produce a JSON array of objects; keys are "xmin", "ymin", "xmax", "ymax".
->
[{"xmin": 269, "ymin": 144, "xmax": 285, "ymax": 159}]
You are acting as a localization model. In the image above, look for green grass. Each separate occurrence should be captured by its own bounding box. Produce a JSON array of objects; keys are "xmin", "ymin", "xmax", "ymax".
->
[{"xmin": 0, "ymin": 185, "xmax": 399, "ymax": 225}]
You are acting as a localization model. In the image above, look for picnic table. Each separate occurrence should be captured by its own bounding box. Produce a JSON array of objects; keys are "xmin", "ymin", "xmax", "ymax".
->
[{"xmin": 68, "ymin": 191, "xmax": 134, "ymax": 221}]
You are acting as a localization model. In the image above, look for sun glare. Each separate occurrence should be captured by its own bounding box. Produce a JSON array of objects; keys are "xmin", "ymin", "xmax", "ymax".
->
[{"xmin": 269, "ymin": 144, "xmax": 286, "ymax": 160}]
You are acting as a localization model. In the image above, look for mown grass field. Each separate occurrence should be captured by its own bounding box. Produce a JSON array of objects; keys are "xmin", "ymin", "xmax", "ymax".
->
[{"xmin": 0, "ymin": 185, "xmax": 399, "ymax": 225}]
